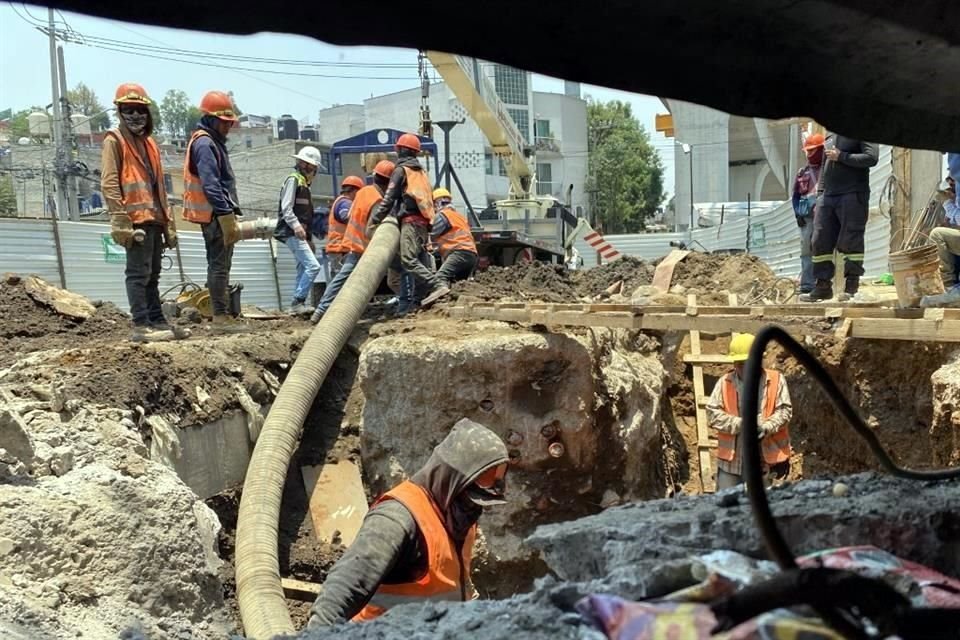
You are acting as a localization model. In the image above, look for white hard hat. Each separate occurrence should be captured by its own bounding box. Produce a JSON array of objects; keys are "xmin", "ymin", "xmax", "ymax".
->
[{"xmin": 293, "ymin": 146, "xmax": 323, "ymax": 167}]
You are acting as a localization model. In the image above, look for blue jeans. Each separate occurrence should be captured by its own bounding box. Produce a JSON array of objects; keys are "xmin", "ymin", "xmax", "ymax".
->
[
  {"xmin": 285, "ymin": 236, "xmax": 321, "ymax": 303},
  {"xmin": 798, "ymin": 219, "xmax": 815, "ymax": 291},
  {"xmin": 314, "ymin": 252, "xmax": 359, "ymax": 315}
]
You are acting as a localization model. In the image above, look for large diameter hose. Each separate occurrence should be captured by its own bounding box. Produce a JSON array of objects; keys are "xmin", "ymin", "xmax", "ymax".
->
[{"xmin": 235, "ymin": 218, "xmax": 400, "ymax": 639}]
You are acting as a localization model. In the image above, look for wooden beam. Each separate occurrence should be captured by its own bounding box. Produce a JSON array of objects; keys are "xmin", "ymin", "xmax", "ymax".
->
[
  {"xmin": 849, "ymin": 318, "xmax": 960, "ymax": 342},
  {"xmin": 688, "ymin": 294, "xmax": 714, "ymax": 493},
  {"xmin": 282, "ymin": 577, "xmax": 322, "ymax": 602},
  {"xmin": 302, "ymin": 460, "xmax": 369, "ymax": 547},
  {"xmin": 683, "ymin": 353, "xmax": 735, "ymax": 364}
]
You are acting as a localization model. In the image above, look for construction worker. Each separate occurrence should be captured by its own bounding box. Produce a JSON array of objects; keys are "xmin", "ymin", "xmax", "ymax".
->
[
  {"xmin": 274, "ymin": 146, "xmax": 323, "ymax": 315},
  {"xmin": 369, "ymin": 133, "xmax": 450, "ymax": 308},
  {"xmin": 307, "ymin": 417, "xmax": 509, "ymax": 626},
  {"xmin": 921, "ymin": 159, "xmax": 960, "ymax": 307},
  {"xmin": 327, "ymin": 176, "xmax": 365, "ymax": 277},
  {"xmin": 310, "ymin": 160, "xmax": 395, "ymax": 323},
  {"xmin": 707, "ymin": 333, "xmax": 792, "ymax": 490},
  {"xmin": 800, "ymin": 134, "xmax": 879, "ymax": 302},
  {"xmin": 431, "ymin": 187, "xmax": 478, "ymax": 287},
  {"xmin": 791, "ymin": 133, "xmax": 824, "ymax": 295},
  {"xmin": 183, "ymin": 90, "xmax": 243, "ymax": 332},
  {"xmin": 102, "ymin": 82, "xmax": 177, "ymax": 341}
]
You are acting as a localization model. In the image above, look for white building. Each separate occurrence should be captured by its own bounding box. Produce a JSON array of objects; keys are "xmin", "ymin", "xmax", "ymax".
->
[{"xmin": 317, "ymin": 62, "xmax": 589, "ymax": 214}]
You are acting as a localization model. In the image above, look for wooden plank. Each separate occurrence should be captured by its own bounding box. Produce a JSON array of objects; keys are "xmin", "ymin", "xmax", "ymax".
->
[
  {"xmin": 302, "ymin": 460, "xmax": 369, "ymax": 547},
  {"xmin": 651, "ymin": 249, "xmax": 690, "ymax": 292},
  {"xmin": 282, "ymin": 577, "xmax": 322, "ymax": 602},
  {"xmin": 683, "ymin": 353, "xmax": 734, "ymax": 364},
  {"xmin": 849, "ymin": 318, "xmax": 960, "ymax": 342},
  {"xmin": 687, "ymin": 294, "xmax": 713, "ymax": 492}
]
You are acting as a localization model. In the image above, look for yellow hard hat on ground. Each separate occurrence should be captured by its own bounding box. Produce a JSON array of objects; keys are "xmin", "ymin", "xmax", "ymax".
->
[
  {"xmin": 728, "ymin": 333, "xmax": 755, "ymax": 362},
  {"xmin": 433, "ymin": 187, "xmax": 452, "ymax": 200}
]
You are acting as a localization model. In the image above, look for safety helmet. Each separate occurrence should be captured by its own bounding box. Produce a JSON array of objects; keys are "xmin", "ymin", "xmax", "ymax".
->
[
  {"xmin": 432, "ymin": 187, "xmax": 452, "ymax": 200},
  {"xmin": 341, "ymin": 176, "xmax": 365, "ymax": 190},
  {"xmin": 114, "ymin": 83, "xmax": 152, "ymax": 106},
  {"xmin": 199, "ymin": 91, "xmax": 239, "ymax": 122},
  {"xmin": 373, "ymin": 160, "xmax": 396, "ymax": 179},
  {"xmin": 293, "ymin": 146, "xmax": 323, "ymax": 167},
  {"xmin": 728, "ymin": 333, "xmax": 756, "ymax": 362},
  {"xmin": 396, "ymin": 133, "xmax": 421, "ymax": 153},
  {"xmin": 802, "ymin": 133, "xmax": 825, "ymax": 151}
]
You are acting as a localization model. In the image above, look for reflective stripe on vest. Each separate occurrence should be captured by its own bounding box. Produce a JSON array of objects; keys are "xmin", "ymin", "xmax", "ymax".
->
[
  {"xmin": 402, "ymin": 166, "xmax": 434, "ymax": 222},
  {"xmin": 279, "ymin": 172, "xmax": 313, "ymax": 231},
  {"xmin": 716, "ymin": 369, "xmax": 791, "ymax": 464},
  {"xmin": 326, "ymin": 195, "xmax": 351, "ymax": 253},
  {"xmin": 106, "ymin": 129, "xmax": 165, "ymax": 225},
  {"xmin": 353, "ymin": 481, "xmax": 476, "ymax": 623},
  {"xmin": 341, "ymin": 185, "xmax": 383, "ymax": 255},
  {"xmin": 182, "ymin": 130, "xmax": 215, "ymax": 224},
  {"xmin": 436, "ymin": 207, "xmax": 477, "ymax": 259}
]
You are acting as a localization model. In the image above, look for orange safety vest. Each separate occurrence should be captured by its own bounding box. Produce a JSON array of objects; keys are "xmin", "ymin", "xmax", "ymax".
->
[
  {"xmin": 182, "ymin": 130, "xmax": 216, "ymax": 224},
  {"xmin": 104, "ymin": 129, "xmax": 165, "ymax": 225},
  {"xmin": 341, "ymin": 185, "xmax": 384, "ymax": 255},
  {"xmin": 436, "ymin": 206, "xmax": 477, "ymax": 259},
  {"xmin": 353, "ymin": 481, "xmax": 476, "ymax": 622},
  {"xmin": 402, "ymin": 167, "xmax": 434, "ymax": 223},
  {"xmin": 326, "ymin": 194, "xmax": 351, "ymax": 254},
  {"xmin": 716, "ymin": 369, "xmax": 791, "ymax": 464}
]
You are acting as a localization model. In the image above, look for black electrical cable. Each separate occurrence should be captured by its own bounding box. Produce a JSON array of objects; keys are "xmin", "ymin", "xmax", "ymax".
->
[{"xmin": 738, "ymin": 324, "xmax": 960, "ymax": 638}]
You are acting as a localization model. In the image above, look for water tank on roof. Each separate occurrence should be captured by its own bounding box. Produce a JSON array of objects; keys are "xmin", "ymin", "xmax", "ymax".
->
[
  {"xmin": 71, "ymin": 113, "xmax": 91, "ymax": 135},
  {"xmin": 300, "ymin": 125, "xmax": 317, "ymax": 141},
  {"xmin": 278, "ymin": 114, "xmax": 298, "ymax": 141},
  {"xmin": 28, "ymin": 112, "xmax": 50, "ymax": 137}
]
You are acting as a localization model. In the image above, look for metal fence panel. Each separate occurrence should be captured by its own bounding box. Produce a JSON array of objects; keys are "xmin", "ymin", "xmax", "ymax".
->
[
  {"xmin": 0, "ymin": 219, "xmax": 62, "ymax": 285},
  {"xmin": 57, "ymin": 221, "xmax": 129, "ymax": 305}
]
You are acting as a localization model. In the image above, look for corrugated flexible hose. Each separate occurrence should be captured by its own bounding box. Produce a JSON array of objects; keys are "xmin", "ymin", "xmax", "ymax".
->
[{"xmin": 236, "ymin": 218, "xmax": 400, "ymax": 638}]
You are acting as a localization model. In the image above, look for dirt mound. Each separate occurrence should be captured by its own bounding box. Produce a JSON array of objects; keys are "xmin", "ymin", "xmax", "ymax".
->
[
  {"xmin": 452, "ymin": 261, "xmax": 579, "ymax": 303},
  {"xmin": 667, "ymin": 253, "xmax": 778, "ymax": 296},
  {"xmin": 0, "ymin": 277, "xmax": 130, "ymax": 364},
  {"xmin": 571, "ymin": 256, "xmax": 655, "ymax": 297}
]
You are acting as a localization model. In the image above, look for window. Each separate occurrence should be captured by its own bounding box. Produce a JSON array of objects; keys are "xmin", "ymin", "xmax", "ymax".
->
[
  {"xmin": 485, "ymin": 153, "xmax": 494, "ymax": 176},
  {"xmin": 493, "ymin": 65, "xmax": 528, "ymax": 105},
  {"xmin": 498, "ymin": 157, "xmax": 508, "ymax": 177},
  {"xmin": 245, "ymin": 137, "xmax": 253, "ymax": 149},
  {"xmin": 535, "ymin": 119, "xmax": 551, "ymax": 139},
  {"xmin": 536, "ymin": 163, "xmax": 553, "ymax": 196},
  {"xmin": 507, "ymin": 108, "xmax": 530, "ymax": 142}
]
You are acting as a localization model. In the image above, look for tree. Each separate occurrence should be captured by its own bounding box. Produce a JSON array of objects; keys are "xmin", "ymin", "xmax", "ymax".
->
[
  {"xmin": 66, "ymin": 83, "xmax": 111, "ymax": 132},
  {"xmin": 160, "ymin": 89, "xmax": 202, "ymax": 139},
  {"xmin": 0, "ymin": 175, "xmax": 17, "ymax": 217},
  {"xmin": 587, "ymin": 99, "xmax": 664, "ymax": 234}
]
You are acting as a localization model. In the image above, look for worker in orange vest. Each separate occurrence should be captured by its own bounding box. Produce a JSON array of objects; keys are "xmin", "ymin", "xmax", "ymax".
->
[
  {"xmin": 310, "ymin": 161, "xmax": 395, "ymax": 323},
  {"xmin": 706, "ymin": 333, "xmax": 793, "ymax": 490},
  {"xmin": 182, "ymin": 90, "xmax": 244, "ymax": 332},
  {"xmin": 431, "ymin": 187, "xmax": 478, "ymax": 287},
  {"xmin": 327, "ymin": 175, "xmax": 365, "ymax": 277},
  {"xmin": 101, "ymin": 83, "xmax": 180, "ymax": 342},
  {"xmin": 369, "ymin": 133, "xmax": 450, "ymax": 309},
  {"xmin": 307, "ymin": 418, "xmax": 509, "ymax": 627}
]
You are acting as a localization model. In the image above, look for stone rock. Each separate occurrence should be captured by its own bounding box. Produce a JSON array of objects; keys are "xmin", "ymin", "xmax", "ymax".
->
[
  {"xmin": 930, "ymin": 353, "xmax": 960, "ymax": 466},
  {"xmin": 527, "ymin": 473, "xmax": 960, "ymax": 583},
  {"xmin": 0, "ymin": 409, "xmax": 34, "ymax": 467},
  {"xmin": 49, "ymin": 447, "xmax": 74, "ymax": 477}
]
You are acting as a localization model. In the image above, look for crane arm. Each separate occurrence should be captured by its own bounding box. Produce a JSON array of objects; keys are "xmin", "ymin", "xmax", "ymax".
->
[{"xmin": 425, "ymin": 50, "xmax": 532, "ymax": 198}]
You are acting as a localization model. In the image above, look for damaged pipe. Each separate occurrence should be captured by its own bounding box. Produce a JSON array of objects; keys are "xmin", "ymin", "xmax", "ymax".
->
[{"xmin": 235, "ymin": 218, "xmax": 400, "ymax": 639}]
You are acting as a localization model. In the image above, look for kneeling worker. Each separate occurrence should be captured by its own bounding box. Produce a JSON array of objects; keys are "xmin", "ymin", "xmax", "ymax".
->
[
  {"xmin": 308, "ymin": 418, "xmax": 509, "ymax": 626},
  {"xmin": 431, "ymin": 188, "xmax": 478, "ymax": 287},
  {"xmin": 706, "ymin": 333, "xmax": 792, "ymax": 490}
]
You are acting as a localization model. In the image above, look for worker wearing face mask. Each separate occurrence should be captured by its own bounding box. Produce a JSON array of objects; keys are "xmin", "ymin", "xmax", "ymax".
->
[
  {"xmin": 307, "ymin": 418, "xmax": 509, "ymax": 627},
  {"xmin": 274, "ymin": 146, "xmax": 324, "ymax": 315},
  {"xmin": 101, "ymin": 83, "xmax": 177, "ymax": 342}
]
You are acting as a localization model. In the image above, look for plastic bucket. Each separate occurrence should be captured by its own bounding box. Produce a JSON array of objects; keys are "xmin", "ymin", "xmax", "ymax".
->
[{"xmin": 889, "ymin": 245, "xmax": 944, "ymax": 307}]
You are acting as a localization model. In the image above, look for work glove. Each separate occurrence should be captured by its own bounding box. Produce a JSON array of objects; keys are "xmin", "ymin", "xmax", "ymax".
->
[
  {"xmin": 110, "ymin": 212, "xmax": 135, "ymax": 248},
  {"xmin": 163, "ymin": 219, "xmax": 178, "ymax": 250},
  {"xmin": 795, "ymin": 214, "xmax": 806, "ymax": 228},
  {"xmin": 219, "ymin": 212, "xmax": 241, "ymax": 247},
  {"xmin": 233, "ymin": 206, "xmax": 244, "ymax": 219}
]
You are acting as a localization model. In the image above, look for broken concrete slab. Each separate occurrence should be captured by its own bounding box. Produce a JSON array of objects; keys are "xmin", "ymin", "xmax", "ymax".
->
[
  {"xmin": 931, "ymin": 354, "xmax": 960, "ymax": 466},
  {"xmin": 0, "ymin": 409, "xmax": 34, "ymax": 467}
]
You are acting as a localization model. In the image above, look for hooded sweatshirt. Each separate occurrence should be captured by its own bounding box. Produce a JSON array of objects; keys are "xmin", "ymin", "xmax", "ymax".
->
[
  {"xmin": 369, "ymin": 154, "xmax": 429, "ymax": 226},
  {"xmin": 187, "ymin": 115, "xmax": 238, "ymax": 215},
  {"xmin": 308, "ymin": 418, "xmax": 508, "ymax": 627},
  {"xmin": 100, "ymin": 114, "xmax": 168, "ymax": 223}
]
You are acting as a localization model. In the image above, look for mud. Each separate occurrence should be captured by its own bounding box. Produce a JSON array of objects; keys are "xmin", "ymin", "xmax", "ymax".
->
[
  {"xmin": 571, "ymin": 256, "xmax": 655, "ymax": 297},
  {"xmin": 452, "ymin": 261, "xmax": 580, "ymax": 303}
]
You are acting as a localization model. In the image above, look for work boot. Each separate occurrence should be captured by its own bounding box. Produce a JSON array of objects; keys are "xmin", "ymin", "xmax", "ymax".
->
[
  {"xmin": 288, "ymin": 300, "xmax": 311, "ymax": 316},
  {"xmin": 921, "ymin": 284, "xmax": 960, "ymax": 308},
  {"xmin": 420, "ymin": 284, "xmax": 451, "ymax": 308},
  {"xmin": 131, "ymin": 325, "xmax": 176, "ymax": 343},
  {"xmin": 798, "ymin": 281, "xmax": 833, "ymax": 303},
  {"xmin": 836, "ymin": 278, "xmax": 860, "ymax": 302},
  {"xmin": 209, "ymin": 315, "xmax": 249, "ymax": 334}
]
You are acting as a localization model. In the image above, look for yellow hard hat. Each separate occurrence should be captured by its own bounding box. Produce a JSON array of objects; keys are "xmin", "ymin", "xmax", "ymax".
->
[
  {"xmin": 728, "ymin": 333, "xmax": 755, "ymax": 362},
  {"xmin": 433, "ymin": 187, "xmax": 452, "ymax": 200}
]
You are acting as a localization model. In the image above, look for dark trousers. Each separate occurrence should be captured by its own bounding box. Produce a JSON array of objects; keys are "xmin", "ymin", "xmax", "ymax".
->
[
  {"xmin": 201, "ymin": 216, "xmax": 234, "ymax": 316},
  {"xmin": 437, "ymin": 250, "xmax": 478, "ymax": 286},
  {"xmin": 399, "ymin": 220, "xmax": 439, "ymax": 292},
  {"xmin": 125, "ymin": 224, "xmax": 165, "ymax": 326},
  {"xmin": 811, "ymin": 191, "xmax": 869, "ymax": 286}
]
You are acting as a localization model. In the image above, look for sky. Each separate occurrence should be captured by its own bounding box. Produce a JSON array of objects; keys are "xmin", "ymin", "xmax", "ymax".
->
[{"xmin": 0, "ymin": 3, "xmax": 676, "ymax": 196}]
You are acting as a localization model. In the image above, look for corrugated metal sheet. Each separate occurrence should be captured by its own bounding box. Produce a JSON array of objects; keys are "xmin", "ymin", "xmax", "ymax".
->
[
  {"xmin": 57, "ymin": 222, "xmax": 129, "ymax": 305},
  {"xmin": 0, "ymin": 219, "xmax": 63, "ymax": 285}
]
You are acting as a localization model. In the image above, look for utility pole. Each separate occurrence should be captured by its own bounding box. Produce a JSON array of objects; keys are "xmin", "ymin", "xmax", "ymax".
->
[
  {"xmin": 57, "ymin": 45, "xmax": 80, "ymax": 221},
  {"xmin": 47, "ymin": 8, "xmax": 68, "ymax": 220}
]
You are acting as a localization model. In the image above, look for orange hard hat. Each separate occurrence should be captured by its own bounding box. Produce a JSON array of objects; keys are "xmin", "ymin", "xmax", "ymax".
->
[
  {"xmin": 396, "ymin": 133, "xmax": 421, "ymax": 153},
  {"xmin": 373, "ymin": 160, "xmax": 396, "ymax": 179},
  {"xmin": 114, "ymin": 83, "xmax": 152, "ymax": 106},
  {"xmin": 341, "ymin": 176, "xmax": 364, "ymax": 190},
  {"xmin": 803, "ymin": 133, "xmax": 825, "ymax": 151},
  {"xmin": 199, "ymin": 91, "xmax": 239, "ymax": 122}
]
